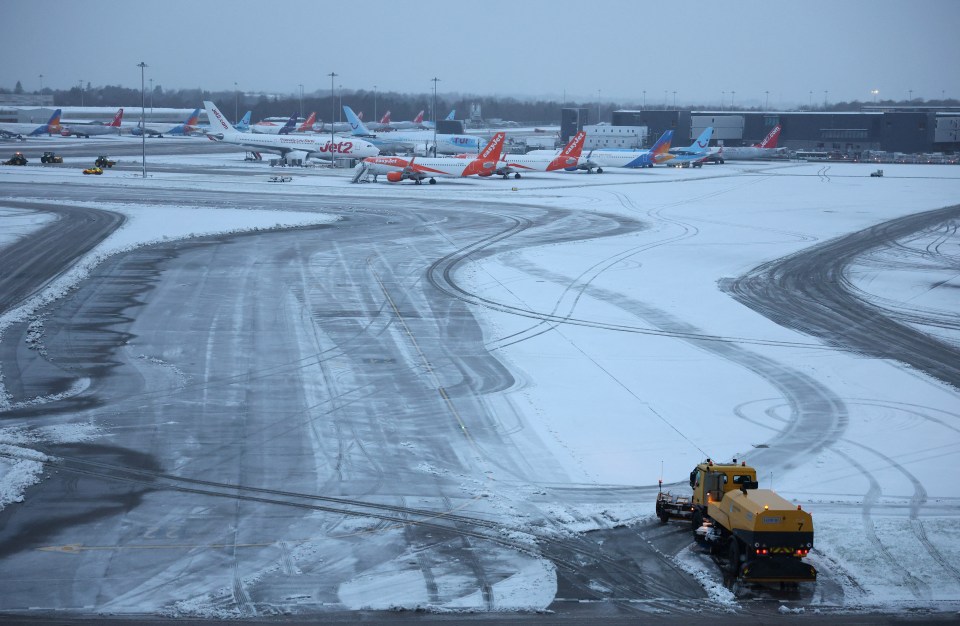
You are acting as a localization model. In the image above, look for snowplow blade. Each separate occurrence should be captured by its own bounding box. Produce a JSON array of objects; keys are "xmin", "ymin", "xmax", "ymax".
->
[{"xmin": 741, "ymin": 557, "xmax": 817, "ymax": 583}]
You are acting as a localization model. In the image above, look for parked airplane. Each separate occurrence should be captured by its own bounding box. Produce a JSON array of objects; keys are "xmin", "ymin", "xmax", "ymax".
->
[
  {"xmin": 251, "ymin": 113, "xmax": 298, "ymax": 135},
  {"xmin": 391, "ymin": 110, "xmax": 425, "ymax": 130},
  {"xmin": 578, "ymin": 130, "xmax": 675, "ymax": 172},
  {"xmin": 719, "ymin": 125, "xmax": 784, "ymax": 160},
  {"xmin": 343, "ymin": 105, "xmax": 416, "ymax": 154},
  {"xmin": 456, "ymin": 130, "xmax": 587, "ymax": 179},
  {"xmin": 131, "ymin": 108, "xmax": 202, "ymax": 137},
  {"xmin": 204, "ymin": 100, "xmax": 379, "ymax": 161},
  {"xmin": 0, "ymin": 109, "xmax": 62, "ymax": 139},
  {"xmin": 61, "ymin": 108, "xmax": 123, "ymax": 138},
  {"xmin": 667, "ymin": 127, "xmax": 717, "ymax": 166},
  {"xmin": 360, "ymin": 131, "xmax": 505, "ymax": 184}
]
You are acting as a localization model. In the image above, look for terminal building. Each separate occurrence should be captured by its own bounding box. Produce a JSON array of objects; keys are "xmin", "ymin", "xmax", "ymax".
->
[{"xmin": 608, "ymin": 107, "xmax": 960, "ymax": 155}]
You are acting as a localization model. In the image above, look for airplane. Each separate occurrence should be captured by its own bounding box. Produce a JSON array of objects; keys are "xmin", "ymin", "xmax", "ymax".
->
[
  {"xmin": 364, "ymin": 110, "xmax": 392, "ymax": 132},
  {"xmin": 131, "ymin": 108, "xmax": 202, "ymax": 137},
  {"xmin": 0, "ymin": 109, "xmax": 62, "ymax": 139},
  {"xmin": 359, "ymin": 131, "xmax": 505, "ymax": 184},
  {"xmin": 666, "ymin": 127, "xmax": 718, "ymax": 167},
  {"xmin": 60, "ymin": 108, "xmax": 123, "ymax": 138},
  {"xmin": 455, "ymin": 130, "xmax": 587, "ymax": 179},
  {"xmin": 390, "ymin": 110, "xmax": 425, "ymax": 130},
  {"xmin": 251, "ymin": 113, "xmax": 298, "ymax": 135},
  {"xmin": 204, "ymin": 100, "xmax": 379, "ymax": 162},
  {"xmin": 719, "ymin": 125, "xmax": 784, "ymax": 160},
  {"xmin": 343, "ymin": 105, "xmax": 416, "ymax": 154},
  {"xmin": 574, "ymin": 130, "xmax": 674, "ymax": 172}
]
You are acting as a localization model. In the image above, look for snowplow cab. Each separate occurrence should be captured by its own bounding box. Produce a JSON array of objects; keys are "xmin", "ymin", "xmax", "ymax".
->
[{"xmin": 689, "ymin": 459, "xmax": 757, "ymax": 508}]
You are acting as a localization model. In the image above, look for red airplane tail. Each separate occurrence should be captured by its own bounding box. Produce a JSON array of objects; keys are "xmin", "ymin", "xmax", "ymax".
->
[
  {"xmin": 380, "ymin": 111, "xmax": 391, "ymax": 125},
  {"xmin": 109, "ymin": 108, "xmax": 123, "ymax": 127},
  {"xmin": 757, "ymin": 125, "xmax": 782, "ymax": 148},
  {"xmin": 462, "ymin": 132, "xmax": 506, "ymax": 177},
  {"xmin": 547, "ymin": 130, "xmax": 586, "ymax": 170},
  {"xmin": 297, "ymin": 112, "xmax": 316, "ymax": 132},
  {"xmin": 413, "ymin": 110, "xmax": 424, "ymax": 124}
]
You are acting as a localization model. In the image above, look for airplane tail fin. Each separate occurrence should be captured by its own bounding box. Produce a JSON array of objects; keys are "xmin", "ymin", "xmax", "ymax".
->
[
  {"xmin": 413, "ymin": 110, "xmax": 424, "ymax": 124},
  {"xmin": 109, "ymin": 108, "xmax": 123, "ymax": 127},
  {"xmin": 445, "ymin": 109, "xmax": 456, "ymax": 121},
  {"xmin": 277, "ymin": 113, "xmax": 298, "ymax": 135},
  {"xmin": 759, "ymin": 124, "xmax": 781, "ymax": 148},
  {"xmin": 548, "ymin": 131, "xmax": 587, "ymax": 171},
  {"xmin": 343, "ymin": 105, "xmax": 373, "ymax": 136},
  {"xmin": 297, "ymin": 112, "xmax": 316, "ymax": 132},
  {"xmin": 357, "ymin": 111, "xmax": 364, "ymax": 120},
  {"xmin": 691, "ymin": 126, "xmax": 713, "ymax": 150},
  {"xmin": 204, "ymin": 101, "xmax": 240, "ymax": 137},
  {"xmin": 651, "ymin": 130, "xmax": 674, "ymax": 162},
  {"xmin": 478, "ymin": 131, "xmax": 506, "ymax": 162},
  {"xmin": 462, "ymin": 132, "xmax": 506, "ymax": 176},
  {"xmin": 45, "ymin": 108, "xmax": 62, "ymax": 133},
  {"xmin": 561, "ymin": 131, "xmax": 587, "ymax": 159},
  {"xmin": 235, "ymin": 111, "xmax": 252, "ymax": 131},
  {"xmin": 380, "ymin": 111, "xmax": 391, "ymax": 125},
  {"xmin": 184, "ymin": 108, "xmax": 201, "ymax": 127}
]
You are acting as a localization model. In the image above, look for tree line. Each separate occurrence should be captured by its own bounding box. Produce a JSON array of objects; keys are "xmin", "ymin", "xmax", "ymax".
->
[{"xmin": 2, "ymin": 81, "xmax": 957, "ymax": 124}]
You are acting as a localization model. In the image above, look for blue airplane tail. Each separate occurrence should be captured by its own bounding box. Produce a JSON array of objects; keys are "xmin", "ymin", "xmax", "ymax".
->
[
  {"xmin": 235, "ymin": 111, "xmax": 252, "ymax": 131},
  {"xmin": 445, "ymin": 109, "xmax": 456, "ymax": 121},
  {"xmin": 343, "ymin": 105, "xmax": 373, "ymax": 136},
  {"xmin": 690, "ymin": 126, "xmax": 713, "ymax": 150}
]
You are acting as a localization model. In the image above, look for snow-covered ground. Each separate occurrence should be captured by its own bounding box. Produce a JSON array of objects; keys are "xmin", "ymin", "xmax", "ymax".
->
[{"xmin": 1, "ymin": 156, "xmax": 959, "ymax": 614}]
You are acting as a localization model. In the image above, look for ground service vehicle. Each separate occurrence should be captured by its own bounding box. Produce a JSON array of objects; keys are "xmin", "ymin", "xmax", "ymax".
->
[
  {"xmin": 871, "ymin": 169, "xmax": 884, "ymax": 177},
  {"xmin": 82, "ymin": 166, "xmax": 103, "ymax": 175},
  {"xmin": 94, "ymin": 155, "xmax": 116, "ymax": 168},
  {"xmin": 657, "ymin": 459, "xmax": 816, "ymax": 585},
  {"xmin": 4, "ymin": 152, "xmax": 27, "ymax": 165},
  {"xmin": 40, "ymin": 151, "xmax": 63, "ymax": 164}
]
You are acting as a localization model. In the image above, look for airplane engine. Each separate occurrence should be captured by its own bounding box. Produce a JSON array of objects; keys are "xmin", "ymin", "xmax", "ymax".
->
[
  {"xmin": 386, "ymin": 171, "xmax": 404, "ymax": 183},
  {"xmin": 478, "ymin": 171, "xmax": 493, "ymax": 177}
]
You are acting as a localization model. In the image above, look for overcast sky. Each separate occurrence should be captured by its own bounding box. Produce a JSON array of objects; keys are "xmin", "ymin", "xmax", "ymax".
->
[{"xmin": 6, "ymin": 0, "xmax": 959, "ymax": 108}]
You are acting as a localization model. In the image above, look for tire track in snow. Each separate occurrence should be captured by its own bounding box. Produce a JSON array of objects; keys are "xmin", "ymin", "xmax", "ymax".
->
[{"xmin": 831, "ymin": 448, "xmax": 928, "ymax": 600}]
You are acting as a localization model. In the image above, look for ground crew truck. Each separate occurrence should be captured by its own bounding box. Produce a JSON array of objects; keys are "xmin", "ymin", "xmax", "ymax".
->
[{"xmin": 657, "ymin": 459, "xmax": 816, "ymax": 584}]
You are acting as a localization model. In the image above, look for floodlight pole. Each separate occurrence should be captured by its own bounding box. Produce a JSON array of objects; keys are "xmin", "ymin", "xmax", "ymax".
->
[
  {"xmin": 373, "ymin": 84, "xmax": 377, "ymax": 121},
  {"xmin": 298, "ymin": 83, "xmax": 304, "ymax": 120},
  {"xmin": 328, "ymin": 72, "xmax": 338, "ymax": 166},
  {"xmin": 431, "ymin": 77, "xmax": 440, "ymax": 155},
  {"xmin": 137, "ymin": 62, "xmax": 147, "ymax": 178}
]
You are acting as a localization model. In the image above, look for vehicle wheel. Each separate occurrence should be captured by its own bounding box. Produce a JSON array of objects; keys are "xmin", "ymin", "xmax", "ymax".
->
[
  {"xmin": 719, "ymin": 159, "xmax": 725, "ymax": 164},
  {"xmin": 514, "ymin": 173, "xmax": 521, "ymax": 179},
  {"xmin": 429, "ymin": 178, "xmax": 436, "ymax": 184},
  {"xmin": 728, "ymin": 539, "xmax": 741, "ymax": 575},
  {"xmin": 414, "ymin": 179, "xmax": 422, "ymax": 185},
  {"xmin": 659, "ymin": 511, "xmax": 670, "ymax": 525},
  {"xmin": 597, "ymin": 167, "xmax": 603, "ymax": 173}
]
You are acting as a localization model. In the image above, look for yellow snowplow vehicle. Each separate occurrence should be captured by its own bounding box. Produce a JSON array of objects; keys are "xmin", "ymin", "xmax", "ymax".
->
[{"xmin": 657, "ymin": 459, "xmax": 816, "ymax": 584}]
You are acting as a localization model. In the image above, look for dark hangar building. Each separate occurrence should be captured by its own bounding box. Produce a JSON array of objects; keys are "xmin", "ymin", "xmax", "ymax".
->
[{"xmin": 608, "ymin": 106, "xmax": 960, "ymax": 155}]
